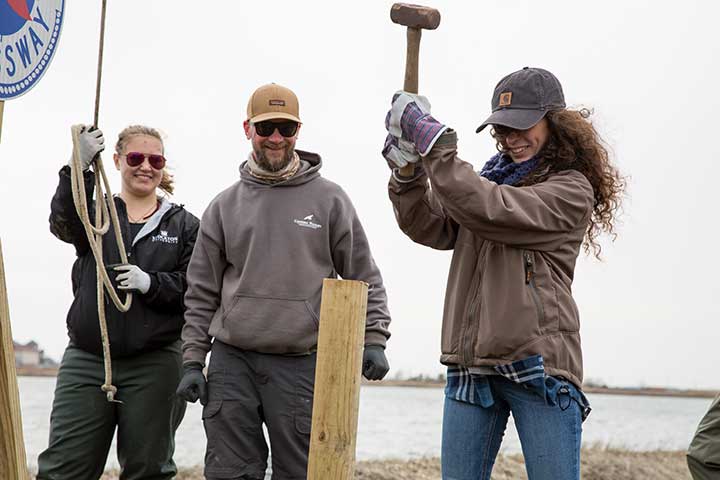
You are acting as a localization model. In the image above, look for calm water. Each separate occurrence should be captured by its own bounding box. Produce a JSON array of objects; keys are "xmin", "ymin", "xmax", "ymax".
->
[{"xmin": 19, "ymin": 376, "xmax": 712, "ymax": 469}]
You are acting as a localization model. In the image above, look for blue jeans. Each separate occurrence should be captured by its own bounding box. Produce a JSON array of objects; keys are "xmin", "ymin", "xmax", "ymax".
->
[{"xmin": 441, "ymin": 375, "xmax": 582, "ymax": 480}]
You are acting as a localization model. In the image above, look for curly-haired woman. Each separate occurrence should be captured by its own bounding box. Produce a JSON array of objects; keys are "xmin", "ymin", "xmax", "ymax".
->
[{"xmin": 383, "ymin": 67, "xmax": 624, "ymax": 480}]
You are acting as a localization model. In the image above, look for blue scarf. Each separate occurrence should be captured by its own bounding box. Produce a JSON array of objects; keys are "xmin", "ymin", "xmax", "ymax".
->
[{"xmin": 479, "ymin": 153, "xmax": 539, "ymax": 186}]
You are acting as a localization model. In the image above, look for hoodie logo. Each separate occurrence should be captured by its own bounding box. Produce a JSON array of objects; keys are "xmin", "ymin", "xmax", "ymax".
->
[
  {"xmin": 151, "ymin": 230, "xmax": 179, "ymax": 244},
  {"xmin": 294, "ymin": 214, "xmax": 322, "ymax": 230}
]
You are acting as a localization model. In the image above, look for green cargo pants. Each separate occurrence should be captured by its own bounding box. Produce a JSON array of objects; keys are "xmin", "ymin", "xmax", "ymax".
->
[
  {"xmin": 688, "ymin": 393, "xmax": 720, "ymax": 480},
  {"xmin": 36, "ymin": 341, "xmax": 186, "ymax": 480}
]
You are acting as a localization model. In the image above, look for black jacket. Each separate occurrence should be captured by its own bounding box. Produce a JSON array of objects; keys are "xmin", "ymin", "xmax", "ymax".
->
[{"xmin": 49, "ymin": 166, "xmax": 199, "ymax": 357}]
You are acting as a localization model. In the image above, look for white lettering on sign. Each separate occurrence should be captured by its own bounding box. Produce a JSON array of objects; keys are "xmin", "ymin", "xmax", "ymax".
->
[{"xmin": 0, "ymin": 0, "xmax": 65, "ymax": 100}]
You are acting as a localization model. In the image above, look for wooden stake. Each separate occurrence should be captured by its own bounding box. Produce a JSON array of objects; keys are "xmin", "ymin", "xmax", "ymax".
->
[
  {"xmin": 307, "ymin": 279, "xmax": 368, "ymax": 480},
  {"xmin": 0, "ymin": 101, "xmax": 5, "ymax": 143},
  {"xmin": 0, "ymin": 239, "xmax": 29, "ymax": 480}
]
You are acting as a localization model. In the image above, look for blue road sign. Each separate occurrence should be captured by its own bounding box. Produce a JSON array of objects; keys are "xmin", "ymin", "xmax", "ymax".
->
[{"xmin": 0, "ymin": 0, "xmax": 65, "ymax": 100}]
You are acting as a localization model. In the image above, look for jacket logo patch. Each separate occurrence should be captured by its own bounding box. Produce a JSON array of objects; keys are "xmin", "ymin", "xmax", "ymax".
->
[
  {"xmin": 294, "ymin": 214, "xmax": 322, "ymax": 230},
  {"xmin": 499, "ymin": 92, "xmax": 512, "ymax": 107},
  {"xmin": 151, "ymin": 230, "xmax": 179, "ymax": 244}
]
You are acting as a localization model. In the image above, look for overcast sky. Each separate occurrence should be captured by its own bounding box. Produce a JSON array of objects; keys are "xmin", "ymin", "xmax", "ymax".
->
[{"xmin": 1, "ymin": 1, "xmax": 718, "ymax": 390}]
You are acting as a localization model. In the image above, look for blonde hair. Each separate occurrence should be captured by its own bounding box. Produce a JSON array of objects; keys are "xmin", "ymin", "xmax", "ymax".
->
[{"xmin": 115, "ymin": 125, "xmax": 174, "ymax": 195}]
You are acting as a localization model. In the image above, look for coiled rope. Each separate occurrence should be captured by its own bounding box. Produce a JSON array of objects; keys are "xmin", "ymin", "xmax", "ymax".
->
[{"xmin": 68, "ymin": 0, "xmax": 130, "ymax": 402}]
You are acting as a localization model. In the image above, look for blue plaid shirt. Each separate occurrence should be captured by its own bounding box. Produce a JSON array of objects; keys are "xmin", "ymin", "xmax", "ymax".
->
[{"xmin": 445, "ymin": 355, "xmax": 592, "ymax": 421}]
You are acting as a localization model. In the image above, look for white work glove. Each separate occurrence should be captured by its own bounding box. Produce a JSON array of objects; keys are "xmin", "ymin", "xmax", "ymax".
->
[
  {"xmin": 114, "ymin": 264, "xmax": 151, "ymax": 294},
  {"xmin": 69, "ymin": 125, "xmax": 105, "ymax": 171}
]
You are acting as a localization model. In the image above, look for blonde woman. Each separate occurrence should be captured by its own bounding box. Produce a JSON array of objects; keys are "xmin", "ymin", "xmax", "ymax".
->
[{"xmin": 38, "ymin": 125, "xmax": 199, "ymax": 479}]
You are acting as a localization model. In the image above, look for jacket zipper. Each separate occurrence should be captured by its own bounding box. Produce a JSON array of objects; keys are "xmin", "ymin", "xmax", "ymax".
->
[
  {"xmin": 461, "ymin": 243, "xmax": 489, "ymax": 365},
  {"xmin": 524, "ymin": 251, "xmax": 545, "ymax": 325},
  {"xmin": 103, "ymin": 202, "xmax": 132, "ymax": 307}
]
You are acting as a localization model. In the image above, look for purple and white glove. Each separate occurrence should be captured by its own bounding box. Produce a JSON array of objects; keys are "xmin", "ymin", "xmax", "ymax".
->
[
  {"xmin": 386, "ymin": 91, "xmax": 448, "ymax": 156},
  {"xmin": 382, "ymin": 134, "xmax": 419, "ymax": 169}
]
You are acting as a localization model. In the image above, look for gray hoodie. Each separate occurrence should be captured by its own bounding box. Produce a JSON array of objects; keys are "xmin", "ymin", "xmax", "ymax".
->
[{"xmin": 182, "ymin": 150, "xmax": 391, "ymax": 364}]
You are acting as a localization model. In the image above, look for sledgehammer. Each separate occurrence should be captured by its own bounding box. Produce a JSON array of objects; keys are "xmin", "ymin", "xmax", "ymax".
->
[{"xmin": 390, "ymin": 3, "xmax": 441, "ymax": 176}]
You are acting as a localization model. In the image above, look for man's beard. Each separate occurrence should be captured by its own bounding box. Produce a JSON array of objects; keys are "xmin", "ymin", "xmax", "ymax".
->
[{"xmin": 254, "ymin": 142, "xmax": 295, "ymax": 172}]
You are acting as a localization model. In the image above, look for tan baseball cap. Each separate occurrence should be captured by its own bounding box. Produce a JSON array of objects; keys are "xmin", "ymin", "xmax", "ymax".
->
[{"xmin": 246, "ymin": 83, "xmax": 301, "ymax": 123}]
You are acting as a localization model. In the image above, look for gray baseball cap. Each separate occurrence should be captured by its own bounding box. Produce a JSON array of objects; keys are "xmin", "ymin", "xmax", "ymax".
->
[{"xmin": 476, "ymin": 67, "xmax": 566, "ymax": 133}]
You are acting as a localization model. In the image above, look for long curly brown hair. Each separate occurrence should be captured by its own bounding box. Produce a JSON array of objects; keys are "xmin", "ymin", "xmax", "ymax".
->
[{"xmin": 492, "ymin": 109, "xmax": 625, "ymax": 258}]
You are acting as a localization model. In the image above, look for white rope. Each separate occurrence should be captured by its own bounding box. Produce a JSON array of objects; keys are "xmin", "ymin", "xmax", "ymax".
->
[
  {"xmin": 69, "ymin": 125, "xmax": 131, "ymax": 403},
  {"xmin": 66, "ymin": 0, "xmax": 128, "ymax": 403}
]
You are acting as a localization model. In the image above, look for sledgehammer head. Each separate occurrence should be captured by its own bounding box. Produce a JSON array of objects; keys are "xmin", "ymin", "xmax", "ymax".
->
[{"xmin": 390, "ymin": 3, "xmax": 441, "ymax": 30}]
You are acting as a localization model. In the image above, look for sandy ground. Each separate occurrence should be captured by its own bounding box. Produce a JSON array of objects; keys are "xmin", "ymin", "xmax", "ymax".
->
[
  {"xmin": 89, "ymin": 447, "xmax": 692, "ymax": 479},
  {"xmin": 354, "ymin": 448, "xmax": 692, "ymax": 480}
]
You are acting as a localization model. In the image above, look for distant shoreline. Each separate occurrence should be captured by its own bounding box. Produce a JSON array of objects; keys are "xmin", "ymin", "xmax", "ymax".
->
[
  {"xmin": 16, "ymin": 367, "xmax": 59, "ymax": 377},
  {"xmin": 581, "ymin": 386, "xmax": 718, "ymax": 399},
  {"xmin": 18, "ymin": 369, "xmax": 718, "ymax": 399},
  {"xmin": 364, "ymin": 379, "xmax": 719, "ymax": 399}
]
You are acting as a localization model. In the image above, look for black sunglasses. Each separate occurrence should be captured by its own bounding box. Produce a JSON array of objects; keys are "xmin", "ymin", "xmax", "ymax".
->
[
  {"xmin": 124, "ymin": 152, "xmax": 166, "ymax": 170},
  {"xmin": 253, "ymin": 120, "xmax": 299, "ymax": 137}
]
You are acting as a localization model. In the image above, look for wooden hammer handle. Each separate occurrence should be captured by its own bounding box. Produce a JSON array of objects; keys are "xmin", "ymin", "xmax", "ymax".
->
[
  {"xmin": 398, "ymin": 27, "xmax": 422, "ymax": 177},
  {"xmin": 403, "ymin": 27, "xmax": 421, "ymax": 94}
]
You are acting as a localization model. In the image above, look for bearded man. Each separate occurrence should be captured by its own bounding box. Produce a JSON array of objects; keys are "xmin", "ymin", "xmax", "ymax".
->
[{"xmin": 176, "ymin": 83, "xmax": 392, "ymax": 480}]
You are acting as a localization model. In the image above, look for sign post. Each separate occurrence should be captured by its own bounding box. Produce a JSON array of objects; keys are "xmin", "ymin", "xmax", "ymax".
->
[
  {"xmin": 0, "ymin": 2, "xmax": 66, "ymax": 475},
  {"xmin": 0, "ymin": 239, "xmax": 29, "ymax": 480}
]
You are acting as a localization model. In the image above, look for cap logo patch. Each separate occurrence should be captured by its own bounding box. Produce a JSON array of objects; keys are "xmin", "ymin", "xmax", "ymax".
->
[
  {"xmin": 499, "ymin": 92, "xmax": 512, "ymax": 107},
  {"xmin": 269, "ymin": 99, "xmax": 286, "ymax": 106}
]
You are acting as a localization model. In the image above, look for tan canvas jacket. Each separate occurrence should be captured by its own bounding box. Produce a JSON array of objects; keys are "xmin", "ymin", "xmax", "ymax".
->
[{"xmin": 388, "ymin": 131, "xmax": 594, "ymax": 387}]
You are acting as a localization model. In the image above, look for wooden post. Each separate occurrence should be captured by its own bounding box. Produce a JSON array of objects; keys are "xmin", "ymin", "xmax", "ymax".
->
[
  {"xmin": 0, "ymin": 239, "xmax": 29, "ymax": 480},
  {"xmin": 307, "ymin": 279, "xmax": 368, "ymax": 480},
  {"xmin": 0, "ymin": 100, "xmax": 5, "ymax": 143}
]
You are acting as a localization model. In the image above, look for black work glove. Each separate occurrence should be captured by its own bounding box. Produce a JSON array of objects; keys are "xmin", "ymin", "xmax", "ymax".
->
[
  {"xmin": 176, "ymin": 362, "xmax": 208, "ymax": 405},
  {"xmin": 362, "ymin": 345, "xmax": 389, "ymax": 381}
]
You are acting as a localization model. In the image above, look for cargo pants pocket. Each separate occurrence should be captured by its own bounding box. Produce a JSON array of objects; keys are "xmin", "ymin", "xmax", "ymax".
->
[{"xmin": 293, "ymin": 355, "xmax": 316, "ymax": 435}]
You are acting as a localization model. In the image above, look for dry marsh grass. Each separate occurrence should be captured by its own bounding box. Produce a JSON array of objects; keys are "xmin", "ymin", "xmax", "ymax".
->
[{"xmin": 354, "ymin": 448, "xmax": 691, "ymax": 480}]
